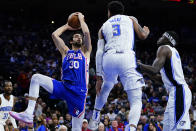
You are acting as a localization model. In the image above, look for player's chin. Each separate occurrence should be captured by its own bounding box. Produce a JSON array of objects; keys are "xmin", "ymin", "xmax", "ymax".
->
[
  {"xmin": 5, "ymin": 91, "xmax": 12, "ymax": 95},
  {"xmin": 73, "ymin": 42, "xmax": 82, "ymax": 47}
]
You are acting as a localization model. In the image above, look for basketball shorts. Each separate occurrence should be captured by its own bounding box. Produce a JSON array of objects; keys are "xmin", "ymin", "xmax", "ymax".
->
[
  {"xmin": 163, "ymin": 84, "xmax": 192, "ymax": 131},
  {"xmin": 0, "ymin": 122, "xmax": 5, "ymax": 131},
  {"xmin": 51, "ymin": 79, "xmax": 87, "ymax": 118},
  {"xmin": 102, "ymin": 52, "xmax": 145, "ymax": 90}
]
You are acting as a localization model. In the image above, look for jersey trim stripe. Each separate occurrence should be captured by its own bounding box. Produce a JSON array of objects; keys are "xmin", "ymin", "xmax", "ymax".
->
[
  {"xmin": 131, "ymin": 23, "xmax": 135, "ymax": 51},
  {"xmin": 78, "ymin": 57, "xmax": 88, "ymax": 118},
  {"xmin": 163, "ymin": 58, "xmax": 185, "ymax": 129}
]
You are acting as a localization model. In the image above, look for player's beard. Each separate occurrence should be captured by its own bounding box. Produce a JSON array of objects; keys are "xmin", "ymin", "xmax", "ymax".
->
[{"xmin": 73, "ymin": 42, "xmax": 82, "ymax": 48}]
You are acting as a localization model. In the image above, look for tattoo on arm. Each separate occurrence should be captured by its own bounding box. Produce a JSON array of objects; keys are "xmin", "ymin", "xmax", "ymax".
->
[{"xmin": 138, "ymin": 25, "xmax": 144, "ymax": 33}]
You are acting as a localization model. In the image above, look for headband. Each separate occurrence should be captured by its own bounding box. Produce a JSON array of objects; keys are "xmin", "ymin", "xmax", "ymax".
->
[{"xmin": 163, "ymin": 32, "xmax": 176, "ymax": 46}]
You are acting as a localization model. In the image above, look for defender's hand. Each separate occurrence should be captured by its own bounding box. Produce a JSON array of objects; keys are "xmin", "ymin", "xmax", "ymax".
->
[
  {"xmin": 137, "ymin": 60, "xmax": 142, "ymax": 66},
  {"xmin": 143, "ymin": 26, "xmax": 150, "ymax": 36}
]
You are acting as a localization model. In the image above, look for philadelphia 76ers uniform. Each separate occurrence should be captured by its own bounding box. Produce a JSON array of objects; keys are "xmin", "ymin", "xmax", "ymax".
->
[
  {"xmin": 160, "ymin": 45, "xmax": 192, "ymax": 131},
  {"xmin": 51, "ymin": 49, "xmax": 89, "ymax": 118}
]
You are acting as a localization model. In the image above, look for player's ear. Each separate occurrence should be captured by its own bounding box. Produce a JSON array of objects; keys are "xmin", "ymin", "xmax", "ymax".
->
[{"xmin": 70, "ymin": 40, "xmax": 73, "ymax": 45}]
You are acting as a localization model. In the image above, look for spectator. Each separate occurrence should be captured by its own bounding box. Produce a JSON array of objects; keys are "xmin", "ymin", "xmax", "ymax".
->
[
  {"xmin": 136, "ymin": 123, "xmax": 143, "ymax": 131},
  {"xmin": 58, "ymin": 125, "xmax": 67, "ymax": 131},
  {"xmin": 109, "ymin": 120, "xmax": 123, "ymax": 131},
  {"xmin": 107, "ymin": 106, "xmax": 117, "ymax": 121},
  {"xmin": 36, "ymin": 116, "xmax": 47, "ymax": 131},
  {"xmin": 103, "ymin": 118, "xmax": 110, "ymax": 131},
  {"xmin": 82, "ymin": 119, "xmax": 91, "ymax": 131},
  {"xmin": 115, "ymin": 115, "xmax": 125, "ymax": 131},
  {"xmin": 98, "ymin": 122, "xmax": 105, "ymax": 131},
  {"xmin": 64, "ymin": 113, "xmax": 72, "ymax": 130},
  {"xmin": 143, "ymin": 120, "xmax": 161, "ymax": 131}
]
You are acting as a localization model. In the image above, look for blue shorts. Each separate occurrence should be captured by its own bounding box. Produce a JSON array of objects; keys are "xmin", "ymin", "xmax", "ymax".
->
[{"xmin": 51, "ymin": 79, "xmax": 87, "ymax": 118}]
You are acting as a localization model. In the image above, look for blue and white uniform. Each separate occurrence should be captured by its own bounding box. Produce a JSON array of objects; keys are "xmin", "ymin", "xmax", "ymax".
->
[
  {"xmin": 0, "ymin": 94, "xmax": 14, "ymax": 130},
  {"xmin": 93, "ymin": 15, "xmax": 144, "ymax": 130},
  {"xmin": 160, "ymin": 45, "xmax": 192, "ymax": 131},
  {"xmin": 52, "ymin": 49, "xmax": 89, "ymax": 118},
  {"xmin": 101, "ymin": 15, "xmax": 144, "ymax": 90}
]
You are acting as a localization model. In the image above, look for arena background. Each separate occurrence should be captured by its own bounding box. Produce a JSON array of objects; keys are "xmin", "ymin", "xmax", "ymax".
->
[{"xmin": 0, "ymin": 0, "xmax": 196, "ymax": 130}]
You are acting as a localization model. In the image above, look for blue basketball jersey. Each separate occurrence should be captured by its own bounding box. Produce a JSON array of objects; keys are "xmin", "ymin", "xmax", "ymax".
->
[{"xmin": 62, "ymin": 49, "xmax": 89, "ymax": 93}]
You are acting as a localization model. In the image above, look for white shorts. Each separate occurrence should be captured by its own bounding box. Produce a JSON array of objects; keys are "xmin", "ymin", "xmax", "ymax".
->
[
  {"xmin": 0, "ymin": 123, "xmax": 5, "ymax": 131},
  {"xmin": 102, "ymin": 52, "xmax": 144, "ymax": 90},
  {"xmin": 163, "ymin": 84, "xmax": 192, "ymax": 131}
]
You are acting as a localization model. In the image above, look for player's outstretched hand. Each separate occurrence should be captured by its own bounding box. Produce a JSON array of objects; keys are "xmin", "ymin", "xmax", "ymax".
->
[
  {"xmin": 95, "ymin": 76, "xmax": 103, "ymax": 96},
  {"xmin": 137, "ymin": 60, "xmax": 142, "ymax": 66},
  {"xmin": 65, "ymin": 23, "xmax": 81, "ymax": 30},
  {"xmin": 143, "ymin": 26, "xmax": 150, "ymax": 36}
]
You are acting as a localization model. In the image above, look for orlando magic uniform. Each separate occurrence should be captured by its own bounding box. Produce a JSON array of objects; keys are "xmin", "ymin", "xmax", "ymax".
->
[
  {"xmin": 101, "ymin": 15, "xmax": 144, "ymax": 89},
  {"xmin": 51, "ymin": 49, "xmax": 89, "ymax": 118},
  {"xmin": 160, "ymin": 45, "xmax": 192, "ymax": 130},
  {"xmin": 0, "ymin": 94, "xmax": 14, "ymax": 130}
]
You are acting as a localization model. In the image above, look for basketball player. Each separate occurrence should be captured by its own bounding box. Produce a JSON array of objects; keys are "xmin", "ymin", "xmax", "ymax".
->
[
  {"xmin": 88, "ymin": 1, "xmax": 150, "ymax": 131},
  {"xmin": 10, "ymin": 12, "xmax": 92, "ymax": 131},
  {"xmin": 137, "ymin": 31, "xmax": 192, "ymax": 131},
  {"xmin": 0, "ymin": 80, "xmax": 17, "ymax": 130}
]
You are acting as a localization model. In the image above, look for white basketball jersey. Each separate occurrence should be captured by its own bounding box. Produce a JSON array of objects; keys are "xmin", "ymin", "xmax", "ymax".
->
[
  {"xmin": 102, "ymin": 15, "xmax": 135, "ymax": 52},
  {"xmin": 160, "ymin": 45, "xmax": 187, "ymax": 91},
  {"xmin": 0, "ymin": 94, "xmax": 14, "ymax": 124}
]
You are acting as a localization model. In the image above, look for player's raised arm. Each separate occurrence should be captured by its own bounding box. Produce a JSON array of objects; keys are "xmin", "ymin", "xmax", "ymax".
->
[
  {"xmin": 51, "ymin": 24, "xmax": 70, "ymax": 57},
  {"xmin": 78, "ymin": 13, "xmax": 92, "ymax": 54},
  {"xmin": 129, "ymin": 16, "xmax": 150, "ymax": 40}
]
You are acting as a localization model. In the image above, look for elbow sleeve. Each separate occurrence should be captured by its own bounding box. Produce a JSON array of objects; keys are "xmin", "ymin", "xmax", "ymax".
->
[{"xmin": 96, "ymin": 39, "xmax": 105, "ymax": 76}]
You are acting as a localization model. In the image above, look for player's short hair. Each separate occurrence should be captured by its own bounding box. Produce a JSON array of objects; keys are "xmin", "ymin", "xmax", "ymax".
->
[
  {"xmin": 3, "ymin": 80, "xmax": 12, "ymax": 87},
  {"xmin": 165, "ymin": 31, "xmax": 179, "ymax": 46},
  {"xmin": 69, "ymin": 31, "xmax": 83, "ymax": 41},
  {"xmin": 107, "ymin": 1, "xmax": 124, "ymax": 16}
]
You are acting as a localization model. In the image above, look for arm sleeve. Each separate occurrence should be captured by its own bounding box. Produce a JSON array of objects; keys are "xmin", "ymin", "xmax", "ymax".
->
[{"xmin": 96, "ymin": 39, "xmax": 105, "ymax": 76}]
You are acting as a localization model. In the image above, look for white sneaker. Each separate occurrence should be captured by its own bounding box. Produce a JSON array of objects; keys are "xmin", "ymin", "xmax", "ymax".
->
[
  {"xmin": 9, "ymin": 111, "xmax": 34, "ymax": 124},
  {"xmin": 88, "ymin": 119, "xmax": 99, "ymax": 131},
  {"xmin": 125, "ymin": 124, "xmax": 136, "ymax": 131}
]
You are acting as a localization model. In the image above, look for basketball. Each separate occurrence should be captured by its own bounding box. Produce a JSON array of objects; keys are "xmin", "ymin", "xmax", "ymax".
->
[{"xmin": 68, "ymin": 13, "xmax": 80, "ymax": 28}]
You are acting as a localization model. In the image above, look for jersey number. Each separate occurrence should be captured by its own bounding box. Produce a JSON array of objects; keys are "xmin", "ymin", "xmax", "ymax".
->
[
  {"xmin": 112, "ymin": 24, "xmax": 121, "ymax": 36},
  {"xmin": 69, "ymin": 61, "xmax": 79, "ymax": 69},
  {"xmin": 2, "ymin": 113, "xmax": 8, "ymax": 119}
]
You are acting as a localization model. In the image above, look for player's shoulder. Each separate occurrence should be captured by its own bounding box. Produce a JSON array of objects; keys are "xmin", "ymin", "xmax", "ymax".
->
[
  {"xmin": 157, "ymin": 45, "xmax": 172, "ymax": 55},
  {"xmin": 158, "ymin": 45, "xmax": 171, "ymax": 50}
]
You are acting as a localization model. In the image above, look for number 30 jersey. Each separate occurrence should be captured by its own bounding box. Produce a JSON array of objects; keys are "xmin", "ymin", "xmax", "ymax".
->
[
  {"xmin": 0, "ymin": 94, "xmax": 14, "ymax": 125},
  {"xmin": 102, "ymin": 15, "xmax": 135, "ymax": 52},
  {"xmin": 62, "ymin": 50, "xmax": 89, "ymax": 90}
]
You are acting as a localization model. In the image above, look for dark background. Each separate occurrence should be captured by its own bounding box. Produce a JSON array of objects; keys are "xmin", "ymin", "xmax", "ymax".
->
[{"xmin": 0, "ymin": 0, "xmax": 196, "ymax": 78}]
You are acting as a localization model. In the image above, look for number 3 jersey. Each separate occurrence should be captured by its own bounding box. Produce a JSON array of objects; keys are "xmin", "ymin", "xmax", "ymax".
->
[
  {"xmin": 62, "ymin": 49, "xmax": 89, "ymax": 94},
  {"xmin": 0, "ymin": 94, "xmax": 14, "ymax": 125},
  {"xmin": 102, "ymin": 15, "xmax": 135, "ymax": 53}
]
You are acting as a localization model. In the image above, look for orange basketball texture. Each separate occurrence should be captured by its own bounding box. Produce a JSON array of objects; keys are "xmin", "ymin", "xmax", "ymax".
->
[{"xmin": 68, "ymin": 14, "xmax": 80, "ymax": 28}]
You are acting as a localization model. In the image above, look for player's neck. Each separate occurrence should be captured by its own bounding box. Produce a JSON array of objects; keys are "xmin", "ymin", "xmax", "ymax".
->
[{"xmin": 3, "ymin": 93, "xmax": 10, "ymax": 101}]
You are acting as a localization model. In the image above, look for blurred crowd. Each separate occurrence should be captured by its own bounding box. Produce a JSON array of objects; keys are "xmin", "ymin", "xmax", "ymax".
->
[{"xmin": 0, "ymin": 14, "xmax": 196, "ymax": 131}]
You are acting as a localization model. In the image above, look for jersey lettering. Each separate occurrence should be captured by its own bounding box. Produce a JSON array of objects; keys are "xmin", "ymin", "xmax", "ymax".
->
[
  {"xmin": 2, "ymin": 113, "xmax": 8, "ymax": 119},
  {"xmin": 112, "ymin": 24, "xmax": 121, "ymax": 36},
  {"xmin": 69, "ymin": 61, "xmax": 80, "ymax": 69}
]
